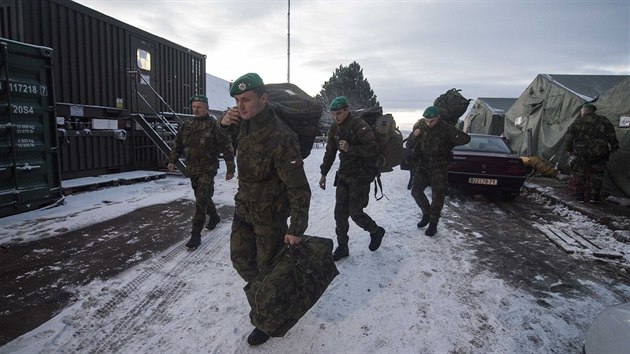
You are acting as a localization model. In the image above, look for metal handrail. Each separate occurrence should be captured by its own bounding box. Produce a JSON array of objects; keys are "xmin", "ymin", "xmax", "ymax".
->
[{"xmin": 127, "ymin": 69, "xmax": 183, "ymax": 126}]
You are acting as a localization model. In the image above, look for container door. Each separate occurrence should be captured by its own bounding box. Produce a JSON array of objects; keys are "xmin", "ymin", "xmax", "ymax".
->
[
  {"xmin": 130, "ymin": 36, "xmax": 157, "ymax": 114},
  {"xmin": 0, "ymin": 38, "xmax": 62, "ymax": 217}
]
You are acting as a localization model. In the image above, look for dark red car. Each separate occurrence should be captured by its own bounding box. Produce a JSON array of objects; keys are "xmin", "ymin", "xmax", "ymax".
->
[{"xmin": 448, "ymin": 134, "xmax": 527, "ymax": 199}]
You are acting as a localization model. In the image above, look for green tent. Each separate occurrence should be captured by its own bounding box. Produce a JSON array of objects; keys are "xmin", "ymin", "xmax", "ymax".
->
[
  {"xmin": 504, "ymin": 74, "xmax": 630, "ymax": 198},
  {"xmin": 464, "ymin": 97, "xmax": 517, "ymax": 135}
]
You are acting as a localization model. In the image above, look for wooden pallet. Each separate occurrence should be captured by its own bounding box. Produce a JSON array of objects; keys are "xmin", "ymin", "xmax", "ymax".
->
[{"xmin": 535, "ymin": 225, "xmax": 623, "ymax": 260}]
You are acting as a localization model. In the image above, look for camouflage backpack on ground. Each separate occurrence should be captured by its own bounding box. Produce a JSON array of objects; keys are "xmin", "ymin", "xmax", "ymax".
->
[
  {"xmin": 355, "ymin": 106, "xmax": 404, "ymax": 173},
  {"xmin": 433, "ymin": 88, "xmax": 472, "ymax": 126},
  {"xmin": 244, "ymin": 235, "xmax": 339, "ymax": 337}
]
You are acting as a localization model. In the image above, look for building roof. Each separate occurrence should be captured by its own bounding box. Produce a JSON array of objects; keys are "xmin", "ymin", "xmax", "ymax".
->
[{"xmin": 206, "ymin": 73, "xmax": 234, "ymax": 110}]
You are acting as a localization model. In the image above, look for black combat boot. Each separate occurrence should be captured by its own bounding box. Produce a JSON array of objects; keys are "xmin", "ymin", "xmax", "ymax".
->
[
  {"xmin": 332, "ymin": 244, "xmax": 349, "ymax": 261},
  {"xmin": 425, "ymin": 222, "xmax": 438, "ymax": 237},
  {"xmin": 589, "ymin": 195, "xmax": 601, "ymax": 203},
  {"xmin": 185, "ymin": 232, "xmax": 201, "ymax": 249},
  {"xmin": 369, "ymin": 227, "xmax": 385, "ymax": 251},
  {"xmin": 417, "ymin": 214, "xmax": 430, "ymax": 228},
  {"xmin": 205, "ymin": 214, "xmax": 221, "ymax": 230},
  {"xmin": 247, "ymin": 328, "xmax": 270, "ymax": 345}
]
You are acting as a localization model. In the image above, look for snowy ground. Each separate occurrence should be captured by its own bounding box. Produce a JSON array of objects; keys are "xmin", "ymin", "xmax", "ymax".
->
[{"xmin": 1, "ymin": 147, "xmax": 629, "ymax": 353}]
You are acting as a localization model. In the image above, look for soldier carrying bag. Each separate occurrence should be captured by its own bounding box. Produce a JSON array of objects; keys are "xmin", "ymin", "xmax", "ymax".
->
[{"xmin": 244, "ymin": 235, "xmax": 339, "ymax": 337}]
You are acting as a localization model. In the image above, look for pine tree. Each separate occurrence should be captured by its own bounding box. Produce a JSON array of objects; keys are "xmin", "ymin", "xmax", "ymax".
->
[{"xmin": 316, "ymin": 61, "xmax": 379, "ymax": 132}]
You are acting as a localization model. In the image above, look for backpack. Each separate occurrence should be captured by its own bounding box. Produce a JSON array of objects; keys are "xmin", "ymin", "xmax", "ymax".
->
[
  {"xmin": 433, "ymin": 88, "xmax": 472, "ymax": 126},
  {"xmin": 244, "ymin": 235, "xmax": 339, "ymax": 337},
  {"xmin": 265, "ymin": 83, "xmax": 323, "ymax": 159},
  {"xmin": 355, "ymin": 106, "xmax": 404, "ymax": 173},
  {"xmin": 400, "ymin": 144, "xmax": 413, "ymax": 171}
]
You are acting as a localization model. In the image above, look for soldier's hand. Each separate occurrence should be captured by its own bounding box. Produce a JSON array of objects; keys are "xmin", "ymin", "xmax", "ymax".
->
[
  {"xmin": 319, "ymin": 175, "xmax": 326, "ymax": 190},
  {"xmin": 226, "ymin": 172, "xmax": 235, "ymax": 181},
  {"xmin": 413, "ymin": 128, "xmax": 421, "ymax": 137},
  {"xmin": 167, "ymin": 163, "xmax": 175, "ymax": 172},
  {"xmin": 221, "ymin": 107, "xmax": 242, "ymax": 126},
  {"xmin": 339, "ymin": 139, "xmax": 349, "ymax": 152},
  {"xmin": 284, "ymin": 234, "xmax": 302, "ymax": 246}
]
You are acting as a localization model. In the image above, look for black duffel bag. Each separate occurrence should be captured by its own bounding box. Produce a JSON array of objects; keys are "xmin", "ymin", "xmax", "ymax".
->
[
  {"xmin": 266, "ymin": 83, "xmax": 323, "ymax": 159},
  {"xmin": 400, "ymin": 147, "xmax": 413, "ymax": 171}
]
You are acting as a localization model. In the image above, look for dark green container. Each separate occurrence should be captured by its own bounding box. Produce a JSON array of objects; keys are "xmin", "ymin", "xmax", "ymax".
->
[{"xmin": 1, "ymin": 37, "xmax": 62, "ymax": 218}]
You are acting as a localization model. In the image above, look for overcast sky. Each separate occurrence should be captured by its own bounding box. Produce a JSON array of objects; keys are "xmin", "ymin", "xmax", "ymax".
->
[{"xmin": 75, "ymin": 0, "xmax": 629, "ymax": 126}]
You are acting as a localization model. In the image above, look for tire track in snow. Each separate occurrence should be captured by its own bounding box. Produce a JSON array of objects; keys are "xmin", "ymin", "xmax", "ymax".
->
[{"xmin": 66, "ymin": 222, "xmax": 232, "ymax": 353}]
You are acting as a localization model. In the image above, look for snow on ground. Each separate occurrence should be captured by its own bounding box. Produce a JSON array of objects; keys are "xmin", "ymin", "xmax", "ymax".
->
[
  {"xmin": 0, "ymin": 173, "xmax": 193, "ymax": 245},
  {"xmin": 1, "ymin": 147, "xmax": 629, "ymax": 353}
]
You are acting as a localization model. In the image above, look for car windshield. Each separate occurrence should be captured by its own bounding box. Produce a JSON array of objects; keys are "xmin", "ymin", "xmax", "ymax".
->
[{"xmin": 454, "ymin": 135, "xmax": 513, "ymax": 154}]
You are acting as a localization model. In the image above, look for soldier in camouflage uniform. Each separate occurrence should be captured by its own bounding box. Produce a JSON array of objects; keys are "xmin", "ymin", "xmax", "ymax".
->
[
  {"xmin": 319, "ymin": 96, "xmax": 386, "ymax": 261},
  {"xmin": 407, "ymin": 106, "xmax": 470, "ymax": 236},
  {"xmin": 167, "ymin": 95, "xmax": 235, "ymax": 249},
  {"xmin": 565, "ymin": 102, "xmax": 619, "ymax": 203},
  {"xmin": 220, "ymin": 73, "xmax": 311, "ymax": 346}
]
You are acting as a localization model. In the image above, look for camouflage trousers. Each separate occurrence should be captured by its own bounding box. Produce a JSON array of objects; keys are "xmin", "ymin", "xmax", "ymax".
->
[
  {"xmin": 334, "ymin": 177, "xmax": 378, "ymax": 246},
  {"xmin": 411, "ymin": 162, "xmax": 448, "ymax": 224},
  {"xmin": 190, "ymin": 172, "xmax": 218, "ymax": 234},
  {"xmin": 570, "ymin": 157, "xmax": 606, "ymax": 199},
  {"xmin": 230, "ymin": 197, "xmax": 290, "ymax": 284}
]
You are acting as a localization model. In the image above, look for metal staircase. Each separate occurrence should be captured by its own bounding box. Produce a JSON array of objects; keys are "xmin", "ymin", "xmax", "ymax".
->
[{"xmin": 127, "ymin": 70, "xmax": 189, "ymax": 177}]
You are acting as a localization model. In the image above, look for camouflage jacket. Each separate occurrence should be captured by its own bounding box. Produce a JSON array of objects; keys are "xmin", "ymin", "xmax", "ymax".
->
[
  {"xmin": 229, "ymin": 105, "xmax": 311, "ymax": 236},
  {"xmin": 168, "ymin": 114, "xmax": 235, "ymax": 175},
  {"xmin": 565, "ymin": 112, "xmax": 619, "ymax": 162},
  {"xmin": 406, "ymin": 118, "xmax": 471, "ymax": 166},
  {"xmin": 320, "ymin": 113, "xmax": 379, "ymax": 182}
]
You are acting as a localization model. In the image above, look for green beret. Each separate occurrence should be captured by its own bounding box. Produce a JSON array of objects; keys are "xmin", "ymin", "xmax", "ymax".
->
[
  {"xmin": 230, "ymin": 73, "xmax": 264, "ymax": 97},
  {"xmin": 329, "ymin": 96, "xmax": 349, "ymax": 111},
  {"xmin": 582, "ymin": 102, "xmax": 597, "ymax": 111},
  {"xmin": 423, "ymin": 105, "xmax": 440, "ymax": 118},
  {"xmin": 189, "ymin": 94, "xmax": 208, "ymax": 104}
]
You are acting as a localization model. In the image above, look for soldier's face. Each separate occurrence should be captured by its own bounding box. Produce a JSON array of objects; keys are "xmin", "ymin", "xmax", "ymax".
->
[
  {"xmin": 191, "ymin": 102, "xmax": 209, "ymax": 117},
  {"xmin": 425, "ymin": 117, "xmax": 439, "ymax": 128},
  {"xmin": 234, "ymin": 90, "xmax": 267, "ymax": 120},
  {"xmin": 331, "ymin": 108, "xmax": 350, "ymax": 124},
  {"xmin": 580, "ymin": 107, "xmax": 591, "ymax": 117}
]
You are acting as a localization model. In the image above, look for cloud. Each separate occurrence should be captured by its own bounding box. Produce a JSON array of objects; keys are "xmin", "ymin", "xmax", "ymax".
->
[{"xmin": 74, "ymin": 0, "xmax": 629, "ymax": 116}]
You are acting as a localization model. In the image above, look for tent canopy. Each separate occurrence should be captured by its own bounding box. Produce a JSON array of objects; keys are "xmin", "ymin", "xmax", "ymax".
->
[
  {"xmin": 464, "ymin": 97, "xmax": 517, "ymax": 135},
  {"xmin": 504, "ymin": 74, "xmax": 630, "ymax": 198}
]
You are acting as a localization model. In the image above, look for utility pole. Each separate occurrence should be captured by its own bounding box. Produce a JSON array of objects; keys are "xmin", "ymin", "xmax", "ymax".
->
[{"xmin": 287, "ymin": 0, "xmax": 291, "ymax": 83}]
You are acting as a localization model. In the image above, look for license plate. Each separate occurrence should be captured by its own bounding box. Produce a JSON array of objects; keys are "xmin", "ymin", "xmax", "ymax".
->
[{"xmin": 469, "ymin": 178, "xmax": 497, "ymax": 185}]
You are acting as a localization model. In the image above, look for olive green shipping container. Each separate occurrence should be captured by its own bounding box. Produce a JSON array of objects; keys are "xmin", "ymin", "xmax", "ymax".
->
[{"xmin": 1, "ymin": 37, "xmax": 62, "ymax": 218}]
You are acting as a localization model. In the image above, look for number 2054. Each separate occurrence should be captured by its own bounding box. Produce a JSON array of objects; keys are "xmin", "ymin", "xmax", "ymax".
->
[{"xmin": 12, "ymin": 105, "xmax": 35, "ymax": 114}]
